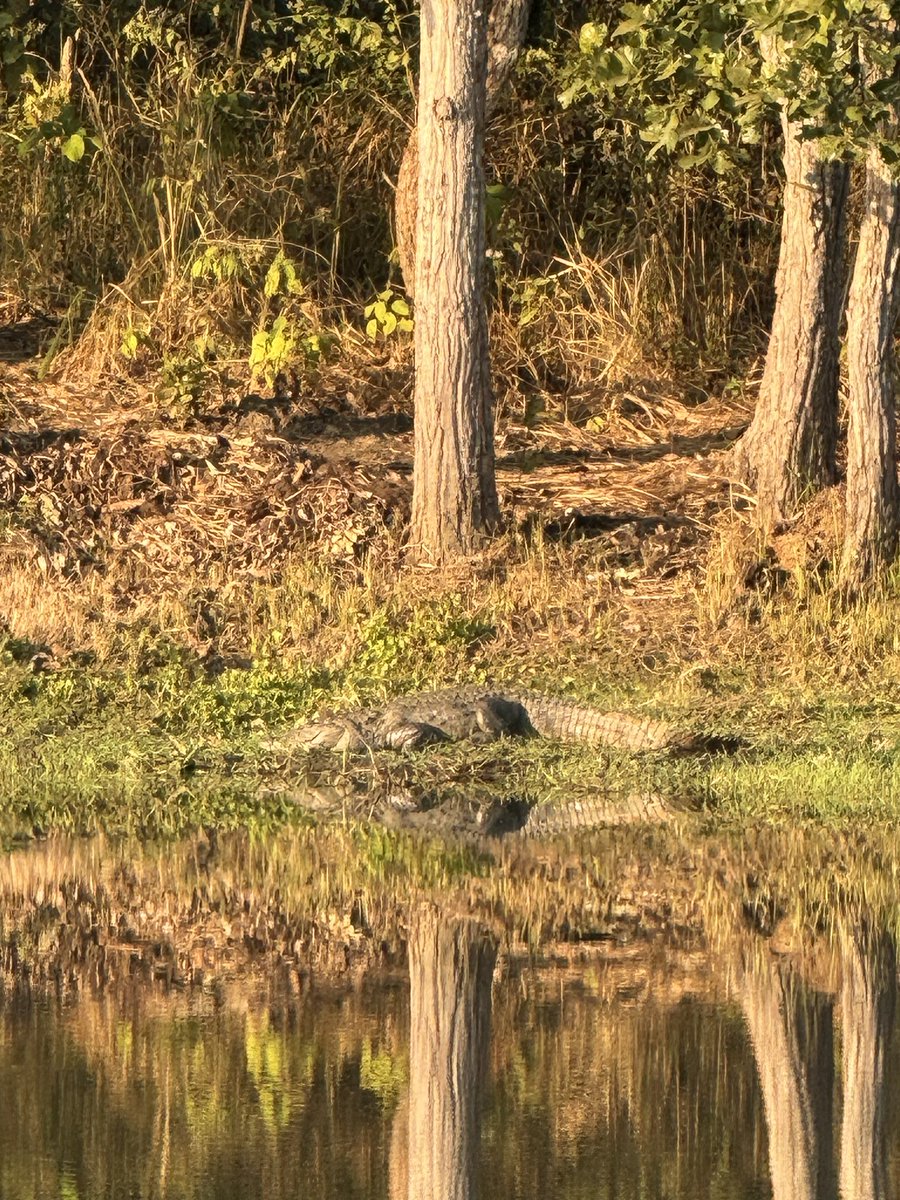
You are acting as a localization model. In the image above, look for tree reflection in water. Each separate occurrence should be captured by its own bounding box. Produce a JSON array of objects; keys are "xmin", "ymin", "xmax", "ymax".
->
[
  {"xmin": 391, "ymin": 907, "xmax": 497, "ymax": 1200},
  {"xmin": 0, "ymin": 830, "xmax": 899, "ymax": 1199},
  {"xmin": 839, "ymin": 928, "xmax": 896, "ymax": 1200},
  {"xmin": 739, "ymin": 926, "xmax": 897, "ymax": 1200}
]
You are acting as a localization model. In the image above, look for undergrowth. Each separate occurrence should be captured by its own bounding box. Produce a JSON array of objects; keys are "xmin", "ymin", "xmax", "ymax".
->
[{"xmin": 0, "ymin": 1, "xmax": 776, "ymax": 402}]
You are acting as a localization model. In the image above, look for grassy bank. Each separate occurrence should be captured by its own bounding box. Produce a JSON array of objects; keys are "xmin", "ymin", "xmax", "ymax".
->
[{"xmin": 3, "ymin": 520, "xmax": 900, "ymax": 838}]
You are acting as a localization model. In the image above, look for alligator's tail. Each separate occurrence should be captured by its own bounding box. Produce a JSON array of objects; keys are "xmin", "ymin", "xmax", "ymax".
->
[{"xmin": 511, "ymin": 691, "xmax": 712, "ymax": 753}]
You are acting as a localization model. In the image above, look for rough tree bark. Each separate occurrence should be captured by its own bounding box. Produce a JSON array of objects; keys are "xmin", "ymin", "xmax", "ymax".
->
[
  {"xmin": 840, "ymin": 67, "xmax": 900, "ymax": 588},
  {"xmin": 739, "ymin": 953, "xmax": 836, "ymax": 1200},
  {"xmin": 396, "ymin": 0, "xmax": 531, "ymax": 299},
  {"xmin": 734, "ymin": 89, "xmax": 849, "ymax": 526},
  {"xmin": 403, "ymin": 908, "xmax": 497, "ymax": 1200},
  {"xmin": 410, "ymin": 0, "xmax": 500, "ymax": 559},
  {"xmin": 839, "ymin": 928, "xmax": 896, "ymax": 1200}
]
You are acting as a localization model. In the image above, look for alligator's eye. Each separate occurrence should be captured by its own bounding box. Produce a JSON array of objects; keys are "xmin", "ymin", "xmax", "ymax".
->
[{"xmin": 474, "ymin": 701, "xmax": 505, "ymax": 734}]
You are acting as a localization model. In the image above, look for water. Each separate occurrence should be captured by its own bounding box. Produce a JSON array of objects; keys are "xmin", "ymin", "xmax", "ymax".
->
[
  {"xmin": 1, "ymin": 969, "xmax": 774, "ymax": 1200},
  {"xmin": 1, "ymin": 827, "xmax": 898, "ymax": 1199}
]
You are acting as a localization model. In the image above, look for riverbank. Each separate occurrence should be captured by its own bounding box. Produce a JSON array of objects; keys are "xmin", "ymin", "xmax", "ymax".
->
[{"xmin": 3, "ymin": 344, "xmax": 900, "ymax": 837}]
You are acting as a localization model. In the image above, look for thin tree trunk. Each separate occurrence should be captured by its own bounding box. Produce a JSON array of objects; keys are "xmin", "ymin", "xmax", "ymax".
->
[
  {"xmin": 840, "ymin": 80, "xmax": 900, "ymax": 588},
  {"xmin": 740, "ymin": 953, "xmax": 836, "ymax": 1200},
  {"xmin": 410, "ymin": 0, "xmax": 499, "ymax": 559},
  {"xmin": 388, "ymin": 1094, "xmax": 409, "ymax": 1200},
  {"xmin": 734, "ymin": 106, "xmax": 849, "ymax": 526},
  {"xmin": 396, "ymin": 0, "xmax": 531, "ymax": 298},
  {"xmin": 405, "ymin": 908, "xmax": 497, "ymax": 1200},
  {"xmin": 839, "ymin": 928, "xmax": 896, "ymax": 1200}
]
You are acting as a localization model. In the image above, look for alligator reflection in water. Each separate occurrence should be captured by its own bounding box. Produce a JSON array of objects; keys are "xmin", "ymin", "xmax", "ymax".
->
[{"xmin": 282, "ymin": 780, "xmax": 687, "ymax": 839}]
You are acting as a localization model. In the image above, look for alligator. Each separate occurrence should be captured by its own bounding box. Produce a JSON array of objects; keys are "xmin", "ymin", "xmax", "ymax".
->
[{"xmin": 279, "ymin": 686, "xmax": 721, "ymax": 755}]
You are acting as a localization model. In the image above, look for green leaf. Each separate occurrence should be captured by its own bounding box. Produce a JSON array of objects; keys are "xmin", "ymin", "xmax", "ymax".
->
[
  {"xmin": 613, "ymin": 18, "xmax": 646, "ymax": 36},
  {"xmin": 2, "ymin": 38, "xmax": 22, "ymax": 64},
  {"xmin": 263, "ymin": 262, "xmax": 282, "ymax": 297},
  {"xmin": 701, "ymin": 89, "xmax": 721, "ymax": 111},
  {"xmin": 726, "ymin": 62, "xmax": 753, "ymax": 89},
  {"xmin": 391, "ymin": 298, "xmax": 410, "ymax": 316},
  {"xmin": 578, "ymin": 22, "xmax": 607, "ymax": 54},
  {"xmin": 676, "ymin": 150, "xmax": 712, "ymax": 167},
  {"xmin": 61, "ymin": 132, "xmax": 84, "ymax": 162}
]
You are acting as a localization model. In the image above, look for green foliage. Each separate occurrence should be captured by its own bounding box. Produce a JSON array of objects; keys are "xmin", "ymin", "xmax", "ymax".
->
[
  {"xmin": 364, "ymin": 288, "xmax": 413, "ymax": 340},
  {"xmin": 0, "ymin": 0, "xmax": 43, "ymax": 95},
  {"xmin": 282, "ymin": 2, "xmax": 413, "ymax": 90},
  {"xmin": 0, "ymin": 0, "xmax": 779, "ymax": 379},
  {"xmin": 354, "ymin": 600, "xmax": 494, "ymax": 688},
  {"xmin": 512, "ymin": 272, "xmax": 561, "ymax": 330},
  {"xmin": 6, "ymin": 77, "xmax": 101, "ymax": 163},
  {"xmin": 249, "ymin": 315, "xmax": 333, "ymax": 385},
  {"xmin": 0, "ymin": 0, "xmax": 415, "ymax": 343},
  {"xmin": 248, "ymin": 252, "xmax": 306, "ymax": 379},
  {"xmin": 359, "ymin": 1039, "xmax": 406, "ymax": 1106},
  {"xmin": 120, "ymin": 324, "xmax": 153, "ymax": 361},
  {"xmin": 352, "ymin": 822, "xmax": 491, "ymax": 888},
  {"xmin": 190, "ymin": 245, "xmax": 244, "ymax": 285},
  {"xmin": 564, "ymin": 0, "xmax": 900, "ymax": 169},
  {"xmin": 157, "ymin": 337, "xmax": 217, "ymax": 416},
  {"xmin": 264, "ymin": 251, "xmax": 305, "ymax": 300},
  {"xmin": 245, "ymin": 1017, "xmax": 298, "ymax": 1134},
  {"xmin": 485, "ymin": 181, "xmax": 514, "ymax": 229},
  {"xmin": 250, "ymin": 315, "xmax": 300, "ymax": 385}
]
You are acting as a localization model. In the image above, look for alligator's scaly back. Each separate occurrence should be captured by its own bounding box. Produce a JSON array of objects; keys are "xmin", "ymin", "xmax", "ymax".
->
[{"xmin": 282, "ymin": 686, "xmax": 708, "ymax": 754}]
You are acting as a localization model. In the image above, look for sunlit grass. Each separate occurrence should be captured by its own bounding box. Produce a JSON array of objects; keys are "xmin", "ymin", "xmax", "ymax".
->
[{"xmin": 4, "ymin": 524, "xmax": 900, "ymax": 837}]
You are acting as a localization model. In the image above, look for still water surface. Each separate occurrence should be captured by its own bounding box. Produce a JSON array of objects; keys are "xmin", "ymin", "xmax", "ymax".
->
[
  {"xmin": 1, "ymin": 826, "xmax": 899, "ymax": 1200},
  {"xmin": 3, "ymin": 942, "xmax": 898, "ymax": 1200}
]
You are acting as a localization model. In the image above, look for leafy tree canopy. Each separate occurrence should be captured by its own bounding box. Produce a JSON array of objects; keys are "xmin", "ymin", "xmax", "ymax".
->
[{"xmin": 562, "ymin": 0, "xmax": 900, "ymax": 171}]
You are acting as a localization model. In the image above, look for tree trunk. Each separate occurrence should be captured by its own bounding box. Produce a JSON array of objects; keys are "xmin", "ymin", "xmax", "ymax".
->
[
  {"xmin": 396, "ymin": 0, "xmax": 531, "ymax": 299},
  {"xmin": 404, "ymin": 908, "xmax": 497, "ymax": 1200},
  {"xmin": 734, "ymin": 111, "xmax": 849, "ymax": 526},
  {"xmin": 740, "ymin": 953, "xmax": 836, "ymax": 1200},
  {"xmin": 839, "ymin": 928, "xmax": 896, "ymax": 1200},
  {"xmin": 840, "ymin": 95, "xmax": 900, "ymax": 588},
  {"xmin": 410, "ymin": 0, "xmax": 500, "ymax": 560}
]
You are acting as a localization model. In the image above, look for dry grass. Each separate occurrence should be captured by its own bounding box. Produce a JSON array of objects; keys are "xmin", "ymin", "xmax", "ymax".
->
[{"xmin": 3, "ymin": 339, "xmax": 900, "ymax": 727}]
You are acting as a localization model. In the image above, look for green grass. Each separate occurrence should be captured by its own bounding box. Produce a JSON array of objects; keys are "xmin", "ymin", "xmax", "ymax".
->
[
  {"xmin": 4, "ymin": 612, "xmax": 900, "ymax": 840},
  {"xmin": 4, "ymin": 531, "xmax": 900, "ymax": 839}
]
